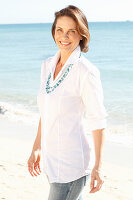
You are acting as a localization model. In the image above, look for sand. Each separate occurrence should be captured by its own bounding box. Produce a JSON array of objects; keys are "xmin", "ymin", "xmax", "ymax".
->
[{"xmin": 0, "ymin": 117, "xmax": 133, "ymax": 200}]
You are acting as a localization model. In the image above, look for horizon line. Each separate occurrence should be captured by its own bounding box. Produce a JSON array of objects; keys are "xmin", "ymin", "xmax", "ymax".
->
[{"xmin": 0, "ymin": 20, "xmax": 132, "ymax": 25}]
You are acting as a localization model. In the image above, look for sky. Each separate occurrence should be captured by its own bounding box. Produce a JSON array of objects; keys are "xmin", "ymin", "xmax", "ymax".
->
[{"xmin": 0, "ymin": 0, "xmax": 133, "ymax": 24}]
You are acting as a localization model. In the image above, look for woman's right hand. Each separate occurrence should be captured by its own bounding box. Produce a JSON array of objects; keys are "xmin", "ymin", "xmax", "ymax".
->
[{"xmin": 27, "ymin": 150, "xmax": 41, "ymax": 177}]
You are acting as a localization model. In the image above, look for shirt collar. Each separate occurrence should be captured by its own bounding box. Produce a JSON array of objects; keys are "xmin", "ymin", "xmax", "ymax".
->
[{"xmin": 49, "ymin": 45, "xmax": 81, "ymax": 81}]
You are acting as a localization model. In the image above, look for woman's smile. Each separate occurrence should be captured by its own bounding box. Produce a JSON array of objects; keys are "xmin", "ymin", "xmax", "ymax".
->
[{"xmin": 59, "ymin": 41, "xmax": 71, "ymax": 46}]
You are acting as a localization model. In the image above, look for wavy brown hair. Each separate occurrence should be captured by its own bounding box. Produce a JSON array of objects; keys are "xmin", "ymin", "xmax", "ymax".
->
[{"xmin": 51, "ymin": 5, "xmax": 90, "ymax": 53}]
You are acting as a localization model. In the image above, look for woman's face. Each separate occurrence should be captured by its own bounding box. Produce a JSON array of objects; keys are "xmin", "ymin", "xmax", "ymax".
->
[{"xmin": 54, "ymin": 16, "xmax": 82, "ymax": 54}]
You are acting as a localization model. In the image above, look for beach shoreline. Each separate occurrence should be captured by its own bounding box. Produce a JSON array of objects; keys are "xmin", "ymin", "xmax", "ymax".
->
[{"xmin": 0, "ymin": 117, "xmax": 133, "ymax": 200}]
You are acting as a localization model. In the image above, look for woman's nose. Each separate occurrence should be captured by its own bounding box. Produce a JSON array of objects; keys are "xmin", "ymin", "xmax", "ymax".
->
[{"xmin": 62, "ymin": 32, "xmax": 69, "ymax": 38}]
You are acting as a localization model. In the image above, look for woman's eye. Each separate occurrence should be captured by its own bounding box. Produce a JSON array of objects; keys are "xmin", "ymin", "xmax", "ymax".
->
[
  {"xmin": 57, "ymin": 29, "xmax": 62, "ymax": 32},
  {"xmin": 69, "ymin": 30, "xmax": 76, "ymax": 34}
]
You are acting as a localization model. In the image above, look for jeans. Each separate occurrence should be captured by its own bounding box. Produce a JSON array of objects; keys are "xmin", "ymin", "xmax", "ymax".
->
[{"xmin": 47, "ymin": 174, "xmax": 90, "ymax": 200}]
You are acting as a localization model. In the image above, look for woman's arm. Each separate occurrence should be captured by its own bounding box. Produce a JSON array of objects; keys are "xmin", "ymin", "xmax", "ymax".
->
[
  {"xmin": 89, "ymin": 128, "xmax": 105, "ymax": 193},
  {"xmin": 27, "ymin": 118, "xmax": 42, "ymax": 176},
  {"xmin": 32, "ymin": 118, "xmax": 41, "ymax": 152},
  {"xmin": 92, "ymin": 128, "xmax": 105, "ymax": 170},
  {"xmin": 80, "ymin": 64, "xmax": 107, "ymax": 193}
]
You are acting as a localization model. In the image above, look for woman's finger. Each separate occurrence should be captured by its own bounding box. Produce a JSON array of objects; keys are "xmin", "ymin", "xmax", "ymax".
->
[
  {"xmin": 32, "ymin": 170, "xmax": 38, "ymax": 176},
  {"xmin": 28, "ymin": 160, "xmax": 36, "ymax": 176},
  {"xmin": 96, "ymin": 177, "xmax": 104, "ymax": 188},
  {"xmin": 90, "ymin": 184, "xmax": 102, "ymax": 193},
  {"xmin": 29, "ymin": 166, "xmax": 39, "ymax": 177},
  {"xmin": 28, "ymin": 166, "xmax": 34, "ymax": 176},
  {"xmin": 34, "ymin": 161, "xmax": 42, "ymax": 174},
  {"xmin": 34, "ymin": 165, "xmax": 41, "ymax": 175},
  {"xmin": 28, "ymin": 163, "xmax": 33, "ymax": 173},
  {"xmin": 95, "ymin": 182, "xmax": 102, "ymax": 191},
  {"xmin": 38, "ymin": 163, "xmax": 41, "ymax": 173},
  {"xmin": 90, "ymin": 176, "xmax": 95, "ymax": 190},
  {"xmin": 90, "ymin": 179, "xmax": 104, "ymax": 193}
]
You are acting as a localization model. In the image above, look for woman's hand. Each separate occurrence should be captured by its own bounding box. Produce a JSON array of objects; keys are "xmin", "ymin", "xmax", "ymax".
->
[
  {"xmin": 27, "ymin": 150, "xmax": 41, "ymax": 177},
  {"xmin": 89, "ymin": 167, "xmax": 104, "ymax": 193}
]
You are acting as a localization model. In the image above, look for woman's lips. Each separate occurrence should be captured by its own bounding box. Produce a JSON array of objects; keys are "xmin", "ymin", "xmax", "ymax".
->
[{"xmin": 59, "ymin": 41, "xmax": 71, "ymax": 46}]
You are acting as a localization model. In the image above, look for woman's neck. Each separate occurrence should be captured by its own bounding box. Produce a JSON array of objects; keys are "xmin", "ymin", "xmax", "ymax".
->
[{"xmin": 59, "ymin": 50, "xmax": 72, "ymax": 66}]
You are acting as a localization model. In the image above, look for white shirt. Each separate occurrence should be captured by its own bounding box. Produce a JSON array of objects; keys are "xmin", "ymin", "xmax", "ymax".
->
[{"xmin": 37, "ymin": 45, "xmax": 108, "ymax": 183}]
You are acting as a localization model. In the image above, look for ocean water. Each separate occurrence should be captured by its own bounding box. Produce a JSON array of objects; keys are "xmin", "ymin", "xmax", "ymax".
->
[{"xmin": 0, "ymin": 22, "xmax": 133, "ymax": 146}]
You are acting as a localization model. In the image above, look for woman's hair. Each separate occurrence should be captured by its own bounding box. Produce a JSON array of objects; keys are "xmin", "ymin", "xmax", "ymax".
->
[{"xmin": 51, "ymin": 5, "xmax": 90, "ymax": 53}]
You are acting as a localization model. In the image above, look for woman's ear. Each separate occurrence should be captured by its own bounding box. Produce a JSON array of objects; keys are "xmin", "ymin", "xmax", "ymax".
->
[{"xmin": 80, "ymin": 36, "xmax": 83, "ymax": 41}]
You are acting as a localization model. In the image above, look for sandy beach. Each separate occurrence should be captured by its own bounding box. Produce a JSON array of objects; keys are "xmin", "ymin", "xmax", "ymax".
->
[{"xmin": 0, "ymin": 117, "xmax": 133, "ymax": 200}]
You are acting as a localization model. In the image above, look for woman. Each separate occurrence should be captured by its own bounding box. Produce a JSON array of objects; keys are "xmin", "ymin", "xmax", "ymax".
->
[{"xmin": 28, "ymin": 5, "xmax": 107, "ymax": 200}]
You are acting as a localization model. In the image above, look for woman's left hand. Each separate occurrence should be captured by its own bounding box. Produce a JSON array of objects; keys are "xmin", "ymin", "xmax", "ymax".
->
[{"xmin": 89, "ymin": 167, "xmax": 104, "ymax": 193}]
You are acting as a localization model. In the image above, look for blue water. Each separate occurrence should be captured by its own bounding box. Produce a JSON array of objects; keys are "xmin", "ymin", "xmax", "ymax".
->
[{"xmin": 0, "ymin": 22, "xmax": 133, "ymax": 145}]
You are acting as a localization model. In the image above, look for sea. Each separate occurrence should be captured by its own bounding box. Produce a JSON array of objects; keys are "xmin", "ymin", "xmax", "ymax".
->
[{"xmin": 0, "ymin": 22, "xmax": 133, "ymax": 147}]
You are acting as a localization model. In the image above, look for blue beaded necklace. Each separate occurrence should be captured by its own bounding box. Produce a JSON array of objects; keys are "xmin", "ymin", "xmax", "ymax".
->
[
  {"xmin": 46, "ymin": 52, "xmax": 81, "ymax": 94},
  {"xmin": 46, "ymin": 64, "xmax": 73, "ymax": 94}
]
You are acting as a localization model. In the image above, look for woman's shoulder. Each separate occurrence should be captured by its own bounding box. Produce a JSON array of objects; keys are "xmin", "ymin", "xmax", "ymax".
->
[
  {"xmin": 78, "ymin": 55, "xmax": 100, "ymax": 77},
  {"xmin": 40, "ymin": 56, "xmax": 54, "ymax": 74},
  {"xmin": 41, "ymin": 56, "xmax": 53, "ymax": 68},
  {"xmin": 40, "ymin": 56, "xmax": 54, "ymax": 80}
]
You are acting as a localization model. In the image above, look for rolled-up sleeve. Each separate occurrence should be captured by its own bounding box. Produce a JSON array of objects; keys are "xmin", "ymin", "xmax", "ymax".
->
[{"xmin": 80, "ymin": 66, "xmax": 108, "ymax": 131}]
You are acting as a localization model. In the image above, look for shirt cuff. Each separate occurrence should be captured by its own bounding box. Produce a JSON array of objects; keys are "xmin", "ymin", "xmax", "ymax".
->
[{"xmin": 84, "ymin": 118, "xmax": 107, "ymax": 131}]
